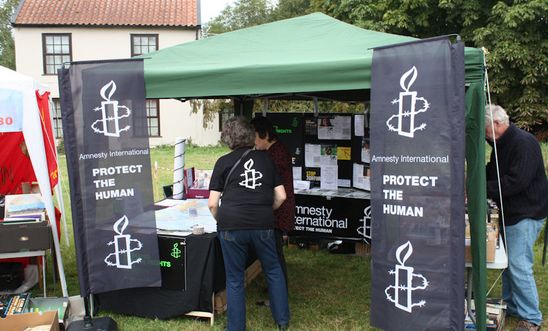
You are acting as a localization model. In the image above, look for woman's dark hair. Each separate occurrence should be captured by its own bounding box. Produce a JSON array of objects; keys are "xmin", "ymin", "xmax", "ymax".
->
[
  {"xmin": 251, "ymin": 116, "xmax": 278, "ymax": 142},
  {"xmin": 221, "ymin": 116, "xmax": 255, "ymax": 149}
]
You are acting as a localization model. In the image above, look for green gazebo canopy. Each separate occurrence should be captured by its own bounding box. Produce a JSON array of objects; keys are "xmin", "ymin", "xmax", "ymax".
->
[
  {"xmin": 143, "ymin": 12, "xmax": 483, "ymax": 101},
  {"xmin": 142, "ymin": 12, "xmax": 488, "ymax": 330}
]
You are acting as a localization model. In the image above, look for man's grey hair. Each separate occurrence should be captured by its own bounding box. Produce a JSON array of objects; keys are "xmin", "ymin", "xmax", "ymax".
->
[
  {"xmin": 485, "ymin": 104, "xmax": 509, "ymax": 126},
  {"xmin": 221, "ymin": 116, "xmax": 255, "ymax": 150}
]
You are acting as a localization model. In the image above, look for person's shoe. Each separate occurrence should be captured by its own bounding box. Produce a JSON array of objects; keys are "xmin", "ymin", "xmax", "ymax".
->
[
  {"xmin": 514, "ymin": 320, "xmax": 540, "ymax": 331},
  {"xmin": 277, "ymin": 324, "xmax": 289, "ymax": 331}
]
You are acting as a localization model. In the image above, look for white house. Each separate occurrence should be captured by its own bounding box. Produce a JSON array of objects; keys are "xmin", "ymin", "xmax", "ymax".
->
[{"xmin": 11, "ymin": 0, "xmax": 221, "ymax": 146}]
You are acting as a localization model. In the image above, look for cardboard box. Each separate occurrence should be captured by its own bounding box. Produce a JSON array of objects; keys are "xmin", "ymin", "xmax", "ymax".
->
[
  {"xmin": 29, "ymin": 297, "xmax": 69, "ymax": 326},
  {"xmin": 465, "ymin": 226, "xmax": 497, "ymax": 263},
  {"xmin": 0, "ymin": 310, "xmax": 59, "ymax": 331}
]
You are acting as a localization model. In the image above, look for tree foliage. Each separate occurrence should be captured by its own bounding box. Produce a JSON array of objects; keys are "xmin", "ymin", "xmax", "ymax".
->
[
  {"xmin": 204, "ymin": 0, "xmax": 547, "ymax": 129},
  {"xmin": 207, "ymin": 0, "xmax": 277, "ymax": 34},
  {"xmin": 473, "ymin": 0, "xmax": 547, "ymax": 129},
  {"xmin": 0, "ymin": 0, "xmax": 18, "ymax": 69},
  {"xmin": 309, "ymin": 0, "xmax": 547, "ymax": 130}
]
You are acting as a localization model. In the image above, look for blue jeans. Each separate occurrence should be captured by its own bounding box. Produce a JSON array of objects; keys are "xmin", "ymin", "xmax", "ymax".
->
[
  {"xmin": 219, "ymin": 229, "xmax": 290, "ymax": 331},
  {"xmin": 503, "ymin": 218, "xmax": 544, "ymax": 325}
]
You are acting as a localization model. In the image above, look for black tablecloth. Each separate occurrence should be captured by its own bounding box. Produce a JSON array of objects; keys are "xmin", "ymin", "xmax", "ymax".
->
[{"xmin": 96, "ymin": 233, "xmax": 225, "ymax": 319}]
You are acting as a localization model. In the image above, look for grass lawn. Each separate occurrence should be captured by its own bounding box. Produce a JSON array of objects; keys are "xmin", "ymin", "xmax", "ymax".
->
[{"xmin": 42, "ymin": 143, "xmax": 547, "ymax": 330}]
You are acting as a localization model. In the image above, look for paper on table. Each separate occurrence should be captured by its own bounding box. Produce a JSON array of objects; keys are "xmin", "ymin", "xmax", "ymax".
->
[
  {"xmin": 155, "ymin": 199, "xmax": 187, "ymax": 207},
  {"xmin": 354, "ymin": 114, "xmax": 365, "ymax": 136},
  {"xmin": 338, "ymin": 179, "xmax": 351, "ymax": 188},
  {"xmin": 293, "ymin": 180, "xmax": 311, "ymax": 190},
  {"xmin": 155, "ymin": 199, "xmax": 217, "ymax": 233}
]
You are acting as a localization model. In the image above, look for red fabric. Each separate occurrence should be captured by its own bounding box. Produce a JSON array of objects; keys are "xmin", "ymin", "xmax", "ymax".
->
[
  {"xmin": 268, "ymin": 141, "xmax": 296, "ymax": 233},
  {"xmin": 36, "ymin": 91, "xmax": 58, "ymax": 189},
  {"xmin": 54, "ymin": 207, "xmax": 61, "ymax": 240},
  {"xmin": 0, "ymin": 92, "xmax": 61, "ymax": 267},
  {"xmin": 0, "ymin": 132, "xmax": 36, "ymax": 194}
]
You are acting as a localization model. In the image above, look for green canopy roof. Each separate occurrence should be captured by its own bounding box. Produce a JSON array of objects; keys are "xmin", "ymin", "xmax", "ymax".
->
[
  {"xmin": 143, "ymin": 12, "xmax": 483, "ymax": 100},
  {"xmin": 142, "ymin": 12, "xmax": 488, "ymax": 330}
]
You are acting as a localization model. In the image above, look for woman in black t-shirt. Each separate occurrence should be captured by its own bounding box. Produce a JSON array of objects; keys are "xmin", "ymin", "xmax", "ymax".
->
[{"xmin": 208, "ymin": 116, "xmax": 290, "ymax": 331}]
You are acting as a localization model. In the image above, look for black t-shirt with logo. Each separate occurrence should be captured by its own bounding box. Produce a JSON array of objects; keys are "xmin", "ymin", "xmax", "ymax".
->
[{"xmin": 209, "ymin": 148, "xmax": 282, "ymax": 230}]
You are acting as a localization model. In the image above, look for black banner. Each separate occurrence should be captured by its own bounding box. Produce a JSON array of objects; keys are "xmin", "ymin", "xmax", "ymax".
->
[
  {"xmin": 370, "ymin": 38, "xmax": 465, "ymax": 330},
  {"xmin": 292, "ymin": 194, "xmax": 371, "ymax": 242},
  {"xmin": 59, "ymin": 60, "xmax": 161, "ymax": 296}
]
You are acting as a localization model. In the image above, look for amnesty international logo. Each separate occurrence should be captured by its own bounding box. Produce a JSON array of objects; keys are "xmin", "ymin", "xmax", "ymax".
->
[
  {"xmin": 104, "ymin": 215, "xmax": 143, "ymax": 269},
  {"xmin": 386, "ymin": 66, "xmax": 430, "ymax": 138},
  {"xmin": 171, "ymin": 243, "xmax": 182, "ymax": 259},
  {"xmin": 357, "ymin": 206, "xmax": 372, "ymax": 242},
  {"xmin": 91, "ymin": 80, "xmax": 131, "ymax": 137},
  {"xmin": 385, "ymin": 241, "xmax": 429, "ymax": 312},
  {"xmin": 239, "ymin": 158, "xmax": 263, "ymax": 189}
]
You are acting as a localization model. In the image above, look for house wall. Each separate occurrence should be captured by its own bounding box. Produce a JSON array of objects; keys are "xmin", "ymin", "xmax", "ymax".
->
[{"xmin": 13, "ymin": 26, "xmax": 221, "ymax": 146}]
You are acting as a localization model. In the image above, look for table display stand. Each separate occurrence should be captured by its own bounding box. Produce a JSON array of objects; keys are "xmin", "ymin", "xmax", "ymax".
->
[
  {"xmin": 0, "ymin": 250, "xmax": 46, "ymax": 297},
  {"xmin": 185, "ymin": 294, "xmax": 215, "ymax": 326},
  {"xmin": 465, "ymin": 235, "xmax": 508, "ymax": 328}
]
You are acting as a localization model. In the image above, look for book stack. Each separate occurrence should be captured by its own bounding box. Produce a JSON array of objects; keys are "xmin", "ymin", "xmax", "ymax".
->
[
  {"xmin": 2, "ymin": 194, "xmax": 46, "ymax": 224},
  {"xmin": 0, "ymin": 293, "xmax": 31, "ymax": 317},
  {"xmin": 465, "ymin": 298, "xmax": 506, "ymax": 331}
]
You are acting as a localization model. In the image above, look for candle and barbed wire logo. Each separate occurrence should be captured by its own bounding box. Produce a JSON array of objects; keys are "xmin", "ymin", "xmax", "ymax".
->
[
  {"xmin": 357, "ymin": 206, "xmax": 372, "ymax": 242},
  {"xmin": 91, "ymin": 80, "xmax": 131, "ymax": 137},
  {"xmin": 104, "ymin": 215, "xmax": 143, "ymax": 269},
  {"xmin": 386, "ymin": 66, "xmax": 430, "ymax": 138},
  {"xmin": 239, "ymin": 159, "xmax": 263, "ymax": 189},
  {"xmin": 385, "ymin": 241, "xmax": 429, "ymax": 312},
  {"xmin": 171, "ymin": 243, "xmax": 182, "ymax": 259}
]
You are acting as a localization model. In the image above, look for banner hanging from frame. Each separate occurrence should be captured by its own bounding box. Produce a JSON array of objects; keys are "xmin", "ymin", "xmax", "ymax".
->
[
  {"xmin": 59, "ymin": 59, "xmax": 161, "ymax": 296},
  {"xmin": 370, "ymin": 37, "xmax": 465, "ymax": 330}
]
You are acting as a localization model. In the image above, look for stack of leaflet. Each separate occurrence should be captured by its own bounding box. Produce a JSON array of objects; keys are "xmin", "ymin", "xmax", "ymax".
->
[
  {"xmin": 465, "ymin": 298, "xmax": 506, "ymax": 330},
  {"xmin": 2, "ymin": 194, "xmax": 45, "ymax": 224},
  {"xmin": 0, "ymin": 293, "xmax": 31, "ymax": 317}
]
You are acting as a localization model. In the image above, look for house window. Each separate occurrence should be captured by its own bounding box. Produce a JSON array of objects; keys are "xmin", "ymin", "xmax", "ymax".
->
[
  {"xmin": 51, "ymin": 99, "xmax": 63, "ymax": 138},
  {"xmin": 42, "ymin": 34, "xmax": 72, "ymax": 75},
  {"xmin": 219, "ymin": 108, "xmax": 234, "ymax": 132},
  {"xmin": 131, "ymin": 34, "xmax": 158, "ymax": 57},
  {"xmin": 133, "ymin": 34, "xmax": 160, "ymax": 137},
  {"xmin": 146, "ymin": 99, "xmax": 160, "ymax": 137}
]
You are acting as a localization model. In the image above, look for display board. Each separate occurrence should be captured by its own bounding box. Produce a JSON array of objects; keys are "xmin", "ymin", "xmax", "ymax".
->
[{"xmin": 258, "ymin": 112, "xmax": 368, "ymax": 190}]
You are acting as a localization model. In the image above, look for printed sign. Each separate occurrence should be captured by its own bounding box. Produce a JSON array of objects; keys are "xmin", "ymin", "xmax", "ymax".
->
[
  {"xmin": 0, "ymin": 89, "xmax": 23, "ymax": 132},
  {"xmin": 370, "ymin": 38, "xmax": 465, "ymax": 330},
  {"xmin": 158, "ymin": 236, "xmax": 187, "ymax": 290},
  {"xmin": 59, "ymin": 60, "xmax": 161, "ymax": 296},
  {"xmin": 293, "ymin": 194, "xmax": 371, "ymax": 242}
]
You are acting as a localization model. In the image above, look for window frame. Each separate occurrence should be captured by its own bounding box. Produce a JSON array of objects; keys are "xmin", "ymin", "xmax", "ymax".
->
[
  {"xmin": 42, "ymin": 33, "xmax": 72, "ymax": 76},
  {"xmin": 130, "ymin": 34, "xmax": 159, "ymax": 57},
  {"xmin": 219, "ymin": 108, "xmax": 234, "ymax": 132},
  {"xmin": 51, "ymin": 98, "xmax": 63, "ymax": 139},
  {"xmin": 146, "ymin": 99, "xmax": 161, "ymax": 137}
]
